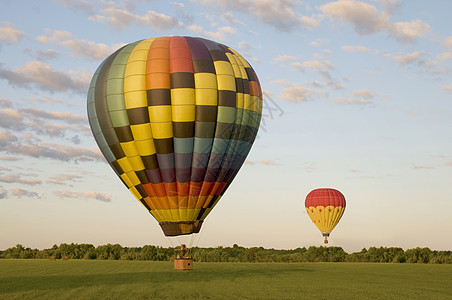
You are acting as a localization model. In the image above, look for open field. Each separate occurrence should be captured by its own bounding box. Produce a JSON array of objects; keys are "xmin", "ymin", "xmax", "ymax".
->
[{"xmin": 1, "ymin": 260, "xmax": 451, "ymax": 299}]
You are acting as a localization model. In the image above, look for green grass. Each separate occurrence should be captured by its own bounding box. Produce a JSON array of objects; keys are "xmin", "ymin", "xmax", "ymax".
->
[{"xmin": 0, "ymin": 260, "xmax": 451, "ymax": 299}]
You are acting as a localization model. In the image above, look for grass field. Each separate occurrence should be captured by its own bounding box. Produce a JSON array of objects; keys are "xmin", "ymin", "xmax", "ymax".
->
[{"xmin": 0, "ymin": 260, "xmax": 451, "ymax": 299}]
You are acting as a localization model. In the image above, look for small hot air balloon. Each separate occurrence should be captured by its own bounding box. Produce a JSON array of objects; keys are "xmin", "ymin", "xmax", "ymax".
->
[
  {"xmin": 305, "ymin": 188, "xmax": 346, "ymax": 244},
  {"xmin": 87, "ymin": 36, "xmax": 262, "ymax": 239}
]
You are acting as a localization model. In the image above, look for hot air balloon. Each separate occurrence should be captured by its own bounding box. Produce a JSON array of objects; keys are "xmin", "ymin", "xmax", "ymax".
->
[
  {"xmin": 87, "ymin": 36, "xmax": 262, "ymax": 240},
  {"xmin": 305, "ymin": 188, "xmax": 346, "ymax": 244}
]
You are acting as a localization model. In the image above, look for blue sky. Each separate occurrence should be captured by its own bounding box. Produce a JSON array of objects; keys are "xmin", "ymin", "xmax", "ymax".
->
[{"xmin": 0, "ymin": 0, "xmax": 451, "ymax": 252}]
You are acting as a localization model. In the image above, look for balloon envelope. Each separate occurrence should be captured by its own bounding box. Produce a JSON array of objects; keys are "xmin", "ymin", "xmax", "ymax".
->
[
  {"xmin": 87, "ymin": 36, "xmax": 262, "ymax": 236},
  {"xmin": 305, "ymin": 188, "xmax": 346, "ymax": 243}
]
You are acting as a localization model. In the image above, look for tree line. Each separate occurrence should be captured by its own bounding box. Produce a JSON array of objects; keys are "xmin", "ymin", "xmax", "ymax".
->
[{"xmin": 1, "ymin": 244, "xmax": 451, "ymax": 264}]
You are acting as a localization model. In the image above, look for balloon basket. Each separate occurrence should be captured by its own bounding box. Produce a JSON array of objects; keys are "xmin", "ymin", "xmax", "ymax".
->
[{"xmin": 174, "ymin": 258, "xmax": 193, "ymax": 270}]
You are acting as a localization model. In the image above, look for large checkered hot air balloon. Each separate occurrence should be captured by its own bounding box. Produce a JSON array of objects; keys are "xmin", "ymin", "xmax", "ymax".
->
[
  {"xmin": 305, "ymin": 188, "xmax": 346, "ymax": 244},
  {"xmin": 87, "ymin": 36, "xmax": 262, "ymax": 237}
]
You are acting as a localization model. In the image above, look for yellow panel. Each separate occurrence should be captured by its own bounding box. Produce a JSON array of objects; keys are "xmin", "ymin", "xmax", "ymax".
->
[
  {"xmin": 127, "ymin": 50, "xmax": 149, "ymax": 63},
  {"xmin": 150, "ymin": 122, "xmax": 173, "ymax": 139},
  {"xmin": 124, "ymin": 74, "xmax": 146, "ymax": 91},
  {"xmin": 160, "ymin": 209, "xmax": 173, "ymax": 221},
  {"xmin": 186, "ymin": 208, "xmax": 201, "ymax": 221},
  {"xmin": 214, "ymin": 61, "xmax": 234, "ymax": 75},
  {"xmin": 129, "ymin": 186, "xmax": 141, "ymax": 200},
  {"xmin": 178, "ymin": 209, "xmax": 188, "ymax": 221},
  {"xmin": 229, "ymin": 48, "xmax": 251, "ymax": 68},
  {"xmin": 125, "ymin": 61, "xmax": 146, "ymax": 75},
  {"xmin": 243, "ymin": 94, "xmax": 251, "ymax": 110},
  {"xmin": 134, "ymin": 38, "xmax": 155, "ymax": 51},
  {"xmin": 243, "ymin": 93, "xmax": 250, "ymax": 108},
  {"xmin": 194, "ymin": 73, "xmax": 217, "ymax": 89},
  {"xmin": 131, "ymin": 123, "xmax": 153, "ymax": 140},
  {"xmin": 135, "ymin": 139, "xmax": 156, "ymax": 156},
  {"xmin": 125, "ymin": 90, "xmax": 147, "ymax": 108},
  {"xmin": 150, "ymin": 210, "xmax": 163, "ymax": 222},
  {"xmin": 120, "ymin": 141, "xmax": 139, "ymax": 157},
  {"xmin": 236, "ymin": 93, "xmax": 244, "ymax": 109},
  {"xmin": 128, "ymin": 155, "xmax": 145, "ymax": 170},
  {"xmin": 195, "ymin": 89, "xmax": 217, "ymax": 106},
  {"xmin": 172, "ymin": 105, "xmax": 195, "ymax": 122},
  {"xmin": 120, "ymin": 173, "xmax": 133, "ymax": 187},
  {"xmin": 126, "ymin": 170, "xmax": 141, "ymax": 186},
  {"xmin": 170, "ymin": 209, "xmax": 180, "ymax": 221},
  {"xmin": 250, "ymin": 96, "xmax": 259, "ymax": 112},
  {"xmin": 149, "ymin": 105, "xmax": 172, "ymax": 122},
  {"xmin": 217, "ymin": 74, "xmax": 236, "ymax": 91},
  {"xmin": 117, "ymin": 157, "xmax": 133, "ymax": 173},
  {"xmin": 171, "ymin": 88, "xmax": 195, "ymax": 105}
]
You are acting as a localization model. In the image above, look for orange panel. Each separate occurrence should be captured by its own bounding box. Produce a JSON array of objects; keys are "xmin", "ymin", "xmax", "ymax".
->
[
  {"xmin": 146, "ymin": 73, "xmax": 170, "ymax": 89},
  {"xmin": 195, "ymin": 195, "xmax": 208, "ymax": 209},
  {"xmin": 150, "ymin": 37, "xmax": 170, "ymax": 48},
  {"xmin": 170, "ymin": 36, "xmax": 188, "ymax": 48},
  {"xmin": 163, "ymin": 182, "xmax": 178, "ymax": 196},
  {"xmin": 187, "ymin": 195, "xmax": 198, "ymax": 209},
  {"xmin": 143, "ymin": 196, "xmax": 158, "ymax": 210},
  {"xmin": 249, "ymin": 81, "xmax": 258, "ymax": 96},
  {"xmin": 147, "ymin": 58, "xmax": 170, "ymax": 73},
  {"xmin": 178, "ymin": 195, "xmax": 189, "ymax": 208},
  {"xmin": 189, "ymin": 181, "xmax": 203, "ymax": 196},
  {"xmin": 166, "ymin": 195, "xmax": 178, "ymax": 209},
  {"xmin": 200, "ymin": 182, "xmax": 215, "ymax": 196},
  {"xmin": 170, "ymin": 58, "xmax": 194, "ymax": 73},
  {"xmin": 142, "ymin": 183, "xmax": 156, "ymax": 197},
  {"xmin": 148, "ymin": 47, "xmax": 169, "ymax": 60},
  {"xmin": 177, "ymin": 181, "xmax": 190, "ymax": 196}
]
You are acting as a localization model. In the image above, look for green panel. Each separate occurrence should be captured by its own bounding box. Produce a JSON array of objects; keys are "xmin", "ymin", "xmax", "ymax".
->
[
  {"xmin": 211, "ymin": 138, "xmax": 229, "ymax": 154},
  {"xmin": 89, "ymin": 116, "xmax": 101, "ymax": 135},
  {"xmin": 217, "ymin": 106, "xmax": 236, "ymax": 124},
  {"xmin": 193, "ymin": 137, "xmax": 213, "ymax": 154},
  {"xmin": 174, "ymin": 138, "xmax": 194, "ymax": 154},
  {"xmin": 107, "ymin": 94, "xmax": 126, "ymax": 111},
  {"xmin": 110, "ymin": 110, "xmax": 130, "ymax": 127},
  {"xmin": 106, "ymin": 78, "xmax": 124, "ymax": 95}
]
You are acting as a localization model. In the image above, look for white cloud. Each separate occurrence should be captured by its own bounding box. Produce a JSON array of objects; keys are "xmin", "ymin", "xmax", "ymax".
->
[
  {"xmin": 444, "ymin": 36, "xmax": 452, "ymax": 50},
  {"xmin": 0, "ymin": 22, "xmax": 25, "ymax": 43},
  {"xmin": 54, "ymin": 191, "xmax": 112, "ymax": 202},
  {"xmin": 196, "ymin": 0, "xmax": 320, "ymax": 31},
  {"xmin": 279, "ymin": 85, "xmax": 316, "ymax": 102},
  {"xmin": 0, "ymin": 187, "xmax": 7, "ymax": 199},
  {"xmin": 335, "ymin": 89, "xmax": 376, "ymax": 105},
  {"xmin": 46, "ymin": 173, "xmax": 83, "ymax": 185},
  {"xmin": 187, "ymin": 24, "xmax": 237, "ymax": 41},
  {"xmin": 89, "ymin": 3, "xmax": 180, "ymax": 30},
  {"xmin": 10, "ymin": 188, "xmax": 39, "ymax": 198},
  {"xmin": 320, "ymin": 0, "xmax": 388, "ymax": 35},
  {"xmin": 300, "ymin": 60, "xmax": 334, "ymax": 70},
  {"xmin": 274, "ymin": 55, "xmax": 298, "ymax": 62},
  {"xmin": 22, "ymin": 108, "xmax": 86, "ymax": 124},
  {"xmin": 320, "ymin": 0, "xmax": 429, "ymax": 43},
  {"xmin": 0, "ymin": 174, "xmax": 42, "ymax": 185},
  {"xmin": 36, "ymin": 29, "xmax": 73, "ymax": 43},
  {"xmin": 0, "ymin": 109, "xmax": 25, "ymax": 130},
  {"xmin": 437, "ymin": 52, "xmax": 452, "ymax": 61},
  {"xmin": 389, "ymin": 20, "xmax": 430, "ymax": 43},
  {"xmin": 341, "ymin": 45, "xmax": 371, "ymax": 53},
  {"xmin": 352, "ymin": 89, "xmax": 375, "ymax": 99},
  {"xmin": 0, "ymin": 61, "xmax": 89, "ymax": 94},
  {"xmin": 54, "ymin": 0, "xmax": 95, "ymax": 13},
  {"xmin": 442, "ymin": 83, "xmax": 452, "ymax": 93},
  {"xmin": 392, "ymin": 51, "xmax": 424, "ymax": 66},
  {"xmin": 0, "ymin": 98, "xmax": 12, "ymax": 108}
]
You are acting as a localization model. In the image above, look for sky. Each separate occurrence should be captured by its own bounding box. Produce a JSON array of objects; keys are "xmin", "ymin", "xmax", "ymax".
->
[{"xmin": 0, "ymin": 0, "xmax": 451, "ymax": 253}]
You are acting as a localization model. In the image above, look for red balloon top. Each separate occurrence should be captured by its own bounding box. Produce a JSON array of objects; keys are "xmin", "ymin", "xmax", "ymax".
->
[{"xmin": 305, "ymin": 188, "xmax": 346, "ymax": 208}]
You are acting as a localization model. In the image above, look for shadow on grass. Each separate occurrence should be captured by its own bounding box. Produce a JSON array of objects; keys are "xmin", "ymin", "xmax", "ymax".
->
[{"xmin": 0, "ymin": 264, "xmax": 313, "ymax": 294}]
